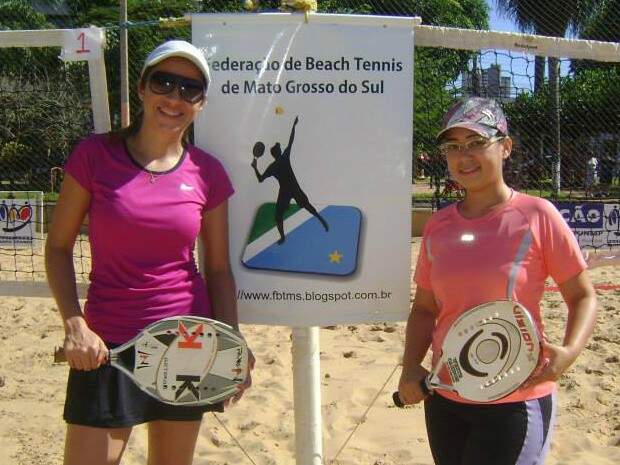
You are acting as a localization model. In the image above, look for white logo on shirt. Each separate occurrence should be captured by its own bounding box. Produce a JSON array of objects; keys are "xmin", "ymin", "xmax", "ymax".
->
[{"xmin": 180, "ymin": 183, "xmax": 194, "ymax": 191}]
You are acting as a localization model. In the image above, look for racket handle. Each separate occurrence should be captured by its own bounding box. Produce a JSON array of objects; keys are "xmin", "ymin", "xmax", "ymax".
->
[
  {"xmin": 392, "ymin": 379, "xmax": 432, "ymax": 408},
  {"xmin": 54, "ymin": 346, "xmax": 67, "ymax": 363},
  {"xmin": 392, "ymin": 391, "xmax": 405, "ymax": 408},
  {"xmin": 53, "ymin": 347, "xmax": 110, "ymax": 365}
]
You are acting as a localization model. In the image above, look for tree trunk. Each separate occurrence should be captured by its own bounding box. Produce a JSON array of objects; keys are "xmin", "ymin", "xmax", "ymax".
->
[
  {"xmin": 471, "ymin": 53, "xmax": 481, "ymax": 96},
  {"xmin": 534, "ymin": 56, "xmax": 545, "ymax": 93},
  {"xmin": 548, "ymin": 56, "xmax": 561, "ymax": 194}
]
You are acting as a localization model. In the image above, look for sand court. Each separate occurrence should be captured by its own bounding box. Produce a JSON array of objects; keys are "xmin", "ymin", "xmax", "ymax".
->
[{"xmin": 0, "ymin": 239, "xmax": 618, "ymax": 464}]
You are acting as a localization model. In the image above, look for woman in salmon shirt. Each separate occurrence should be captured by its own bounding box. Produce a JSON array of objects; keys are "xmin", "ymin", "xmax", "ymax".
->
[{"xmin": 397, "ymin": 97, "xmax": 597, "ymax": 465}]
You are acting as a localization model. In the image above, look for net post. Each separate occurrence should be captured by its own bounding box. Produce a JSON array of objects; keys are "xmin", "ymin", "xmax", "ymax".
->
[
  {"xmin": 88, "ymin": 53, "xmax": 111, "ymax": 133},
  {"xmin": 291, "ymin": 326, "xmax": 323, "ymax": 465},
  {"xmin": 120, "ymin": 0, "xmax": 130, "ymax": 128}
]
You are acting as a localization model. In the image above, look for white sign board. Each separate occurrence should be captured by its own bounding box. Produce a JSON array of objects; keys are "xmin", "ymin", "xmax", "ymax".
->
[
  {"xmin": 0, "ymin": 192, "xmax": 43, "ymax": 248},
  {"xmin": 193, "ymin": 13, "xmax": 414, "ymax": 326}
]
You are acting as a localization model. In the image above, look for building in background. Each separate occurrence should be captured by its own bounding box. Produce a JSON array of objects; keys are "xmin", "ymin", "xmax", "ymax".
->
[{"xmin": 462, "ymin": 64, "xmax": 514, "ymax": 102}]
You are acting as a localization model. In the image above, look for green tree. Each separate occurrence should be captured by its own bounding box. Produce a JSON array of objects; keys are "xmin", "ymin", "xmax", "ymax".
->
[
  {"xmin": 580, "ymin": 0, "xmax": 619, "ymax": 41},
  {"xmin": 504, "ymin": 66, "xmax": 620, "ymax": 190},
  {"xmin": 0, "ymin": 73, "xmax": 93, "ymax": 189},
  {"xmin": 3, "ymin": 1, "xmax": 489, "ymax": 190},
  {"xmin": 0, "ymin": 1, "xmax": 59, "ymax": 78},
  {"xmin": 63, "ymin": 1, "xmax": 201, "ymax": 129},
  {"xmin": 495, "ymin": 0, "xmax": 603, "ymax": 192},
  {"xmin": 64, "ymin": 0, "xmax": 488, "ymax": 162},
  {"xmin": 573, "ymin": 0, "xmax": 620, "ymax": 73}
]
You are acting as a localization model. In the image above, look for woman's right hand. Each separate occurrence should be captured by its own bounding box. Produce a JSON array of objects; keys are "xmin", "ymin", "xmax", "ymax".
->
[
  {"xmin": 63, "ymin": 316, "xmax": 108, "ymax": 370},
  {"xmin": 397, "ymin": 364, "xmax": 430, "ymax": 406}
]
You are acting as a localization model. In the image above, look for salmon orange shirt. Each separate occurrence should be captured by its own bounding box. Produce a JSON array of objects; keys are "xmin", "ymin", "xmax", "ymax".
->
[{"xmin": 414, "ymin": 191, "xmax": 587, "ymax": 404}]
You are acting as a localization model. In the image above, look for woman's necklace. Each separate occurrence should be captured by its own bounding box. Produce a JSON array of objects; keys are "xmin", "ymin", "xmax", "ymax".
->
[{"xmin": 126, "ymin": 139, "xmax": 178, "ymax": 184}]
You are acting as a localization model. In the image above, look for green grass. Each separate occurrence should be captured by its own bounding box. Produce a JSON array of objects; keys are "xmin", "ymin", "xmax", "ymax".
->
[{"xmin": 0, "ymin": 191, "xmax": 45, "ymax": 200}]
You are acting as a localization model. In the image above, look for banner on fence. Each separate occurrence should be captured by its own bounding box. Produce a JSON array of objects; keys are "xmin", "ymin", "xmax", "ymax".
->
[
  {"xmin": 193, "ymin": 14, "xmax": 414, "ymax": 325},
  {"xmin": 0, "ymin": 192, "xmax": 43, "ymax": 249},
  {"xmin": 554, "ymin": 201, "xmax": 620, "ymax": 249}
]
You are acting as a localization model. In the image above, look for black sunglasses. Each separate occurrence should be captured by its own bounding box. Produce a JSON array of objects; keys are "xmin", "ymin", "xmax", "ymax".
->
[{"xmin": 148, "ymin": 71, "xmax": 206, "ymax": 104}]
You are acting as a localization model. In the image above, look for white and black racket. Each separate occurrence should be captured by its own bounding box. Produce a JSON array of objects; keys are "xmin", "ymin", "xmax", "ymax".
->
[
  {"xmin": 394, "ymin": 300, "xmax": 541, "ymax": 405},
  {"xmin": 55, "ymin": 316, "xmax": 248, "ymax": 406}
]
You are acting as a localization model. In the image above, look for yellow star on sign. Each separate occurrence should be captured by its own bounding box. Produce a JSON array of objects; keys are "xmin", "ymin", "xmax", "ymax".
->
[{"xmin": 329, "ymin": 250, "xmax": 343, "ymax": 263}]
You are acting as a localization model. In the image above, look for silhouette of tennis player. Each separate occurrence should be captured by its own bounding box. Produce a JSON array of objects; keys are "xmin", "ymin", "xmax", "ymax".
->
[{"xmin": 251, "ymin": 116, "xmax": 329, "ymax": 245}]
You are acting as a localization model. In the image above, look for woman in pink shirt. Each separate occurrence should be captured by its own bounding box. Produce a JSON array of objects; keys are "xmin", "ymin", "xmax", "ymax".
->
[
  {"xmin": 45, "ymin": 40, "xmax": 254, "ymax": 465},
  {"xmin": 397, "ymin": 97, "xmax": 597, "ymax": 465}
]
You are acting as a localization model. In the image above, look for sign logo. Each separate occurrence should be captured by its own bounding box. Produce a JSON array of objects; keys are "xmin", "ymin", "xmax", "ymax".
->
[
  {"xmin": 0, "ymin": 201, "xmax": 33, "ymax": 233},
  {"xmin": 555, "ymin": 202, "xmax": 604, "ymax": 229},
  {"xmin": 175, "ymin": 374, "xmax": 201, "ymax": 400},
  {"xmin": 177, "ymin": 322, "xmax": 203, "ymax": 349},
  {"xmin": 136, "ymin": 350, "xmax": 152, "ymax": 369},
  {"xmin": 242, "ymin": 203, "xmax": 362, "ymax": 276},
  {"xmin": 513, "ymin": 305, "xmax": 535, "ymax": 354}
]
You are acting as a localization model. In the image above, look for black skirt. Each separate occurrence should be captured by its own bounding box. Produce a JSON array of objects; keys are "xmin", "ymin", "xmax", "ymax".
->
[{"xmin": 63, "ymin": 347, "xmax": 224, "ymax": 428}]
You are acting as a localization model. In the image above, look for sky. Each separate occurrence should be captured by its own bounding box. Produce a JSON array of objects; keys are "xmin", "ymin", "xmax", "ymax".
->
[{"xmin": 487, "ymin": 1, "xmax": 517, "ymax": 33}]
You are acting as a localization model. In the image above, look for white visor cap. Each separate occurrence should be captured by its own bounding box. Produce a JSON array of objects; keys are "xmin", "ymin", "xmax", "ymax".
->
[{"xmin": 141, "ymin": 40, "xmax": 211, "ymax": 91}]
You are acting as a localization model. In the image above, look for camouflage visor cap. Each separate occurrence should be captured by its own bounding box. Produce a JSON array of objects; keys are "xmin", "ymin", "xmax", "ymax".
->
[{"xmin": 437, "ymin": 97, "xmax": 508, "ymax": 140}]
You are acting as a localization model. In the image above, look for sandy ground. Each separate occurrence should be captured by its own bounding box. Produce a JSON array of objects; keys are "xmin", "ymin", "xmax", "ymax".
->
[{"xmin": 0, "ymin": 239, "xmax": 619, "ymax": 465}]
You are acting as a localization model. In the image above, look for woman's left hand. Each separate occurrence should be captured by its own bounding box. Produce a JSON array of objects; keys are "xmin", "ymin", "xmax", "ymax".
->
[
  {"xmin": 225, "ymin": 348, "xmax": 255, "ymax": 407},
  {"xmin": 523, "ymin": 340, "xmax": 577, "ymax": 388}
]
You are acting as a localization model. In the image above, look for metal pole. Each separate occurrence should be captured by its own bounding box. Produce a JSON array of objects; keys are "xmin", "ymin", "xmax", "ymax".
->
[
  {"xmin": 120, "ymin": 0, "xmax": 130, "ymax": 127},
  {"xmin": 291, "ymin": 327, "xmax": 323, "ymax": 465}
]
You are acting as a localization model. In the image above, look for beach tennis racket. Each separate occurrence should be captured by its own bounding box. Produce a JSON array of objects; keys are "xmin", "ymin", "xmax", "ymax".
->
[
  {"xmin": 55, "ymin": 316, "xmax": 248, "ymax": 406},
  {"xmin": 394, "ymin": 300, "xmax": 541, "ymax": 405},
  {"xmin": 252, "ymin": 141, "xmax": 265, "ymax": 158}
]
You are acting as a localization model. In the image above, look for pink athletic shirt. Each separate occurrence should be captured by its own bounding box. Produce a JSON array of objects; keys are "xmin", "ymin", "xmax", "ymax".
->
[
  {"xmin": 64, "ymin": 134, "xmax": 234, "ymax": 343},
  {"xmin": 414, "ymin": 191, "xmax": 587, "ymax": 404}
]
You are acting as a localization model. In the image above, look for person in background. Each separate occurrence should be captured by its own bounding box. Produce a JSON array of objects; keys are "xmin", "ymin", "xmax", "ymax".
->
[
  {"xmin": 398, "ymin": 97, "xmax": 597, "ymax": 465},
  {"xmin": 46, "ymin": 40, "xmax": 254, "ymax": 465},
  {"xmin": 586, "ymin": 153, "xmax": 599, "ymax": 194}
]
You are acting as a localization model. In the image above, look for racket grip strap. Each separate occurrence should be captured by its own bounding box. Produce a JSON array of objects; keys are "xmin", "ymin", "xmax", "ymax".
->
[
  {"xmin": 392, "ymin": 391, "xmax": 405, "ymax": 408},
  {"xmin": 419, "ymin": 378, "xmax": 431, "ymax": 396}
]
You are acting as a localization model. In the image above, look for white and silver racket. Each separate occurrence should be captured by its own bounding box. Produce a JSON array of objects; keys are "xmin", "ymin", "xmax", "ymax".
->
[
  {"xmin": 395, "ymin": 300, "xmax": 541, "ymax": 405},
  {"xmin": 55, "ymin": 316, "xmax": 249, "ymax": 406}
]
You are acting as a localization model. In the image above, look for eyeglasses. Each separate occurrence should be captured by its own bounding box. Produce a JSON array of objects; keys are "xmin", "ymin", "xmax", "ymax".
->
[
  {"xmin": 438, "ymin": 136, "xmax": 505, "ymax": 157},
  {"xmin": 148, "ymin": 71, "xmax": 206, "ymax": 104}
]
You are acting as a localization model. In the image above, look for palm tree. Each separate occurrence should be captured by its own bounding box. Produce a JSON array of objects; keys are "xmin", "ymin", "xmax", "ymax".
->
[
  {"xmin": 578, "ymin": 0, "xmax": 620, "ymax": 48},
  {"xmin": 494, "ymin": 1, "xmax": 602, "ymax": 192},
  {"xmin": 495, "ymin": 1, "xmax": 599, "ymax": 90}
]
